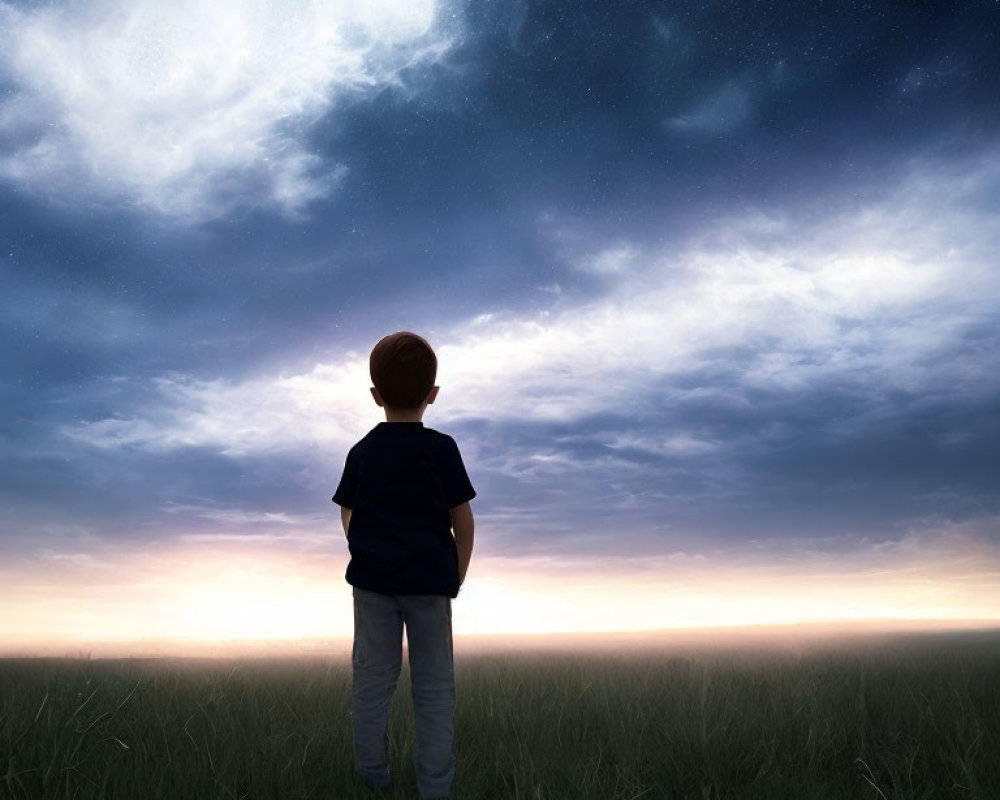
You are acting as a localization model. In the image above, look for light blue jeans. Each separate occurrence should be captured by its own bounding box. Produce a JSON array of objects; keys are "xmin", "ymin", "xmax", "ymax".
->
[{"xmin": 351, "ymin": 586, "xmax": 456, "ymax": 799}]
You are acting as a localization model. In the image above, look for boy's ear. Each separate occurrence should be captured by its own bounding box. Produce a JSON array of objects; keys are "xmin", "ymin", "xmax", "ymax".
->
[
  {"xmin": 370, "ymin": 387, "xmax": 385, "ymax": 407},
  {"xmin": 426, "ymin": 386, "xmax": 439, "ymax": 405}
]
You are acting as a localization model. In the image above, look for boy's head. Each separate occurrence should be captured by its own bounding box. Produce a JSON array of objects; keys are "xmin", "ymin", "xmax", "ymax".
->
[{"xmin": 369, "ymin": 331, "xmax": 438, "ymax": 410}]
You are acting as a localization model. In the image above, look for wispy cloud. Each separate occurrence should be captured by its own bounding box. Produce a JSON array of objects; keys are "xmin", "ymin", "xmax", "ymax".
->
[
  {"xmin": 64, "ymin": 358, "xmax": 374, "ymax": 454},
  {"xmin": 164, "ymin": 504, "xmax": 320, "ymax": 527},
  {"xmin": 0, "ymin": 0, "xmax": 451, "ymax": 220},
  {"xmin": 667, "ymin": 79, "xmax": 755, "ymax": 134},
  {"xmin": 63, "ymin": 150, "xmax": 999, "ymax": 456}
]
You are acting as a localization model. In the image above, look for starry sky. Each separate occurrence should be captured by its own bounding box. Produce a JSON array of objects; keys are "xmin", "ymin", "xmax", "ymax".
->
[{"xmin": 2, "ymin": 0, "xmax": 999, "ymax": 650}]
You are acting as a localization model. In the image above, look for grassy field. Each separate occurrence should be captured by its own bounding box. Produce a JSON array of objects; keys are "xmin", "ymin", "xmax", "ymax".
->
[{"xmin": 2, "ymin": 630, "xmax": 999, "ymax": 799}]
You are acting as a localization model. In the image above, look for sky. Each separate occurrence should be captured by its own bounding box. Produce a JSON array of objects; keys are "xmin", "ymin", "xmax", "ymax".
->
[{"xmin": 2, "ymin": 0, "xmax": 999, "ymax": 652}]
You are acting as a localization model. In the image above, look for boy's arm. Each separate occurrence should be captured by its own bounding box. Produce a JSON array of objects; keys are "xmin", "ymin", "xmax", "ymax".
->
[
  {"xmin": 451, "ymin": 502, "xmax": 474, "ymax": 588},
  {"xmin": 340, "ymin": 506, "xmax": 351, "ymax": 539}
]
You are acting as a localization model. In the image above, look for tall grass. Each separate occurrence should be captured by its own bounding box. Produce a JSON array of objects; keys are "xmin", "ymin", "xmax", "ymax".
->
[{"xmin": 2, "ymin": 631, "xmax": 998, "ymax": 799}]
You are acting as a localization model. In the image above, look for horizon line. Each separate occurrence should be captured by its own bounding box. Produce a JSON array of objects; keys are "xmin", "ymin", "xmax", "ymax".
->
[{"xmin": 4, "ymin": 617, "xmax": 999, "ymax": 659}]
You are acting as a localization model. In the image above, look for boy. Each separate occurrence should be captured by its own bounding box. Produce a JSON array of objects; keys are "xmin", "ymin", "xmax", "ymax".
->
[{"xmin": 333, "ymin": 331, "xmax": 476, "ymax": 800}]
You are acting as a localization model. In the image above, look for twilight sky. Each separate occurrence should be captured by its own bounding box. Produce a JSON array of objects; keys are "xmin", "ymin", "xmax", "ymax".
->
[{"xmin": 2, "ymin": 0, "xmax": 999, "ymax": 649}]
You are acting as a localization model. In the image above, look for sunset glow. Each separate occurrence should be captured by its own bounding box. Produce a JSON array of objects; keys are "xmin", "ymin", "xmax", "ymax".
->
[
  {"xmin": 5, "ymin": 523, "xmax": 998, "ymax": 655},
  {"xmin": 2, "ymin": 1, "xmax": 998, "ymax": 657}
]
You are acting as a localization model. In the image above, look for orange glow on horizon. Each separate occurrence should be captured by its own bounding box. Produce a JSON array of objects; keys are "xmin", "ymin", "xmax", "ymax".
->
[{"xmin": 3, "ymin": 538, "xmax": 1000, "ymax": 657}]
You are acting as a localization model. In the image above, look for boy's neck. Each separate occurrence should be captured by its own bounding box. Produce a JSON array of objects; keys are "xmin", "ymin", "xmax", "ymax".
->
[{"xmin": 383, "ymin": 406, "xmax": 426, "ymax": 423}]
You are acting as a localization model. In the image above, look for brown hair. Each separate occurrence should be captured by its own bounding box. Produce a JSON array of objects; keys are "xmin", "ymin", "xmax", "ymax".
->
[{"xmin": 369, "ymin": 331, "xmax": 438, "ymax": 409}]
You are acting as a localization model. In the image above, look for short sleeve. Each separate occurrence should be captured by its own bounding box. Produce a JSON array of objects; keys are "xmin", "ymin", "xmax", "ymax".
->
[
  {"xmin": 443, "ymin": 437, "xmax": 476, "ymax": 509},
  {"xmin": 332, "ymin": 447, "xmax": 359, "ymax": 508}
]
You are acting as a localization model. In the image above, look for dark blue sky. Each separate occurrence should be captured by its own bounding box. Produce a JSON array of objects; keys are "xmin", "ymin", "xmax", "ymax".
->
[{"xmin": 2, "ymin": 0, "xmax": 999, "ymax": 639}]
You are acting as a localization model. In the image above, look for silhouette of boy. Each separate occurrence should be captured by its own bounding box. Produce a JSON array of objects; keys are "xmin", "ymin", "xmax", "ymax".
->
[{"xmin": 333, "ymin": 331, "xmax": 476, "ymax": 799}]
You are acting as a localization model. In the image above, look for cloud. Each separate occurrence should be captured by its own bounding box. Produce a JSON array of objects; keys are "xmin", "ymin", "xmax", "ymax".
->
[
  {"xmin": 62, "ymin": 150, "xmax": 1000, "ymax": 462},
  {"xmin": 667, "ymin": 79, "xmax": 755, "ymax": 134},
  {"xmin": 64, "ymin": 356, "xmax": 375, "ymax": 455},
  {"xmin": 0, "ymin": 0, "xmax": 451, "ymax": 220}
]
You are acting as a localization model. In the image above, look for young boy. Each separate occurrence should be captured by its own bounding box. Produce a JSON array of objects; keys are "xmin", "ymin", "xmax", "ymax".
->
[{"xmin": 333, "ymin": 331, "xmax": 476, "ymax": 800}]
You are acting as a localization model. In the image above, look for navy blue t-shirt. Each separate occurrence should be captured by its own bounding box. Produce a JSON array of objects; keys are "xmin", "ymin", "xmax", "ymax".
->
[{"xmin": 333, "ymin": 422, "xmax": 476, "ymax": 598}]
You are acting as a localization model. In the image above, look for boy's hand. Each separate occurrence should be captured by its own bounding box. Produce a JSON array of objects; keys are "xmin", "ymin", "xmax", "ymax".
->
[{"xmin": 340, "ymin": 506, "xmax": 352, "ymax": 538}]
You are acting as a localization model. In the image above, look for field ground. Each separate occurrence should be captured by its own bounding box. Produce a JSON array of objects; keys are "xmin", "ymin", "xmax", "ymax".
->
[{"xmin": 2, "ymin": 629, "xmax": 999, "ymax": 799}]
